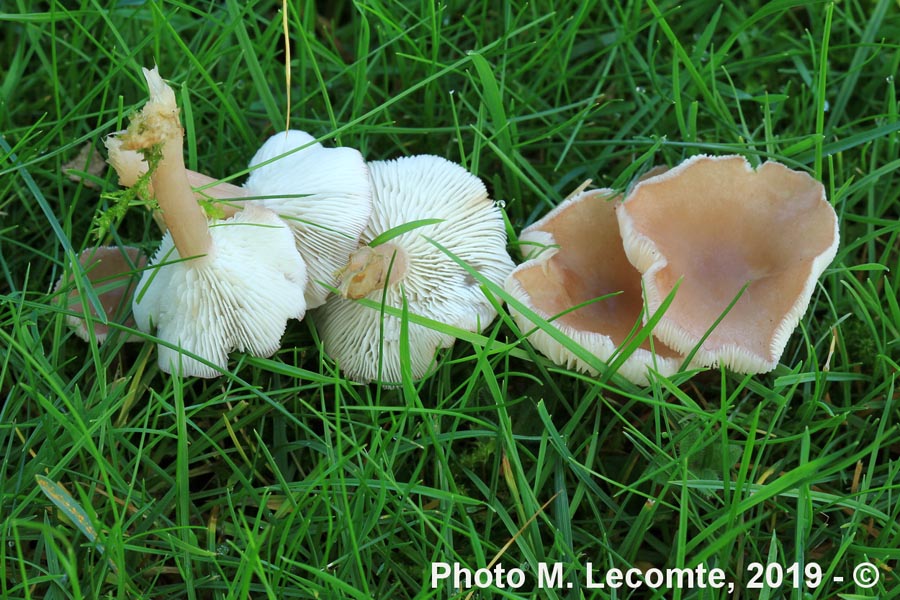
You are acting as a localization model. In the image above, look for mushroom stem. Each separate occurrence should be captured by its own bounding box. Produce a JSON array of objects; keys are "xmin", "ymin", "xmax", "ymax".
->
[
  {"xmin": 339, "ymin": 243, "xmax": 409, "ymax": 299},
  {"xmin": 153, "ymin": 134, "xmax": 212, "ymax": 259},
  {"xmin": 117, "ymin": 67, "xmax": 212, "ymax": 260}
]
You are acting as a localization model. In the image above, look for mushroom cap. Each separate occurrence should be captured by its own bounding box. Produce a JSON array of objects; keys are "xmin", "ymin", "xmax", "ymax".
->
[
  {"xmin": 505, "ymin": 186, "xmax": 682, "ymax": 385},
  {"xmin": 132, "ymin": 204, "xmax": 308, "ymax": 378},
  {"xmin": 243, "ymin": 130, "xmax": 372, "ymax": 309},
  {"xmin": 316, "ymin": 154, "xmax": 515, "ymax": 384},
  {"xmin": 56, "ymin": 245, "xmax": 146, "ymax": 343},
  {"xmin": 616, "ymin": 154, "xmax": 839, "ymax": 372}
]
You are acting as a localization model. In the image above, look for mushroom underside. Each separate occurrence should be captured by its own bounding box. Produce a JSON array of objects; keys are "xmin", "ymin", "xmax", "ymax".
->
[
  {"xmin": 618, "ymin": 155, "xmax": 839, "ymax": 370},
  {"xmin": 317, "ymin": 154, "xmax": 515, "ymax": 383},
  {"xmin": 243, "ymin": 130, "xmax": 373, "ymax": 309},
  {"xmin": 133, "ymin": 197, "xmax": 308, "ymax": 378},
  {"xmin": 507, "ymin": 188, "xmax": 682, "ymax": 385}
]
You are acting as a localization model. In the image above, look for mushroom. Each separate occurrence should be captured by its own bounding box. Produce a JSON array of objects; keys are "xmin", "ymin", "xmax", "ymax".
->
[
  {"xmin": 107, "ymin": 130, "xmax": 372, "ymax": 309},
  {"xmin": 119, "ymin": 66, "xmax": 307, "ymax": 378},
  {"xmin": 242, "ymin": 130, "xmax": 372, "ymax": 308},
  {"xmin": 504, "ymin": 183, "xmax": 682, "ymax": 385},
  {"xmin": 315, "ymin": 155, "xmax": 515, "ymax": 383},
  {"xmin": 616, "ymin": 154, "xmax": 839, "ymax": 372},
  {"xmin": 54, "ymin": 245, "xmax": 146, "ymax": 343}
]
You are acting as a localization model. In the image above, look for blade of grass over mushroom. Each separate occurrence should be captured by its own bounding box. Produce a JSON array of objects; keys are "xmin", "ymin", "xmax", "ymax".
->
[
  {"xmin": 603, "ymin": 281, "xmax": 684, "ymax": 385},
  {"xmin": 398, "ymin": 286, "xmax": 418, "ymax": 401},
  {"xmin": 342, "ymin": 295, "xmax": 520, "ymax": 357},
  {"xmin": 676, "ymin": 280, "xmax": 751, "ymax": 372},
  {"xmin": 64, "ymin": 261, "xmax": 112, "ymax": 338},
  {"xmin": 206, "ymin": 220, "xmax": 286, "ymax": 231},
  {"xmin": 131, "ymin": 245, "xmax": 178, "ymax": 305},
  {"xmin": 367, "ymin": 219, "xmax": 445, "ymax": 248},
  {"xmin": 477, "ymin": 282, "xmax": 587, "ymax": 409}
]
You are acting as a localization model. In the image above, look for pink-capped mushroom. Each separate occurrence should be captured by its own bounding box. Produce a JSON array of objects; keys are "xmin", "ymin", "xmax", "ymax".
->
[
  {"xmin": 505, "ymin": 183, "xmax": 682, "ymax": 385},
  {"xmin": 616, "ymin": 154, "xmax": 839, "ymax": 373},
  {"xmin": 55, "ymin": 245, "xmax": 146, "ymax": 344}
]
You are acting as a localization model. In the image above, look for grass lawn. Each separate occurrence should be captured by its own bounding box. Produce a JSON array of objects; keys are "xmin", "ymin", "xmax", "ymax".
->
[{"xmin": 2, "ymin": 0, "xmax": 900, "ymax": 598}]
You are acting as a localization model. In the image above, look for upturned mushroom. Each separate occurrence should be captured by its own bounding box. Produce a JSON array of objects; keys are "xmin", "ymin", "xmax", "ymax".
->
[
  {"xmin": 119, "ymin": 67, "xmax": 307, "ymax": 378},
  {"xmin": 241, "ymin": 130, "xmax": 372, "ymax": 308},
  {"xmin": 616, "ymin": 154, "xmax": 839, "ymax": 372},
  {"xmin": 55, "ymin": 245, "xmax": 146, "ymax": 344},
  {"xmin": 505, "ymin": 183, "xmax": 682, "ymax": 385},
  {"xmin": 107, "ymin": 130, "xmax": 372, "ymax": 309},
  {"xmin": 315, "ymin": 154, "xmax": 515, "ymax": 383}
]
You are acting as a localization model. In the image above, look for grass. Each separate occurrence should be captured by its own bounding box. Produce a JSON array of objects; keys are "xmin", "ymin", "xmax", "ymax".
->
[{"xmin": 2, "ymin": 0, "xmax": 899, "ymax": 598}]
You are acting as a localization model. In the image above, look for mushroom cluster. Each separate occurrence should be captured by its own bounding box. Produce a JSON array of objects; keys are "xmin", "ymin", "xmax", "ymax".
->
[
  {"xmin": 506, "ymin": 155, "xmax": 839, "ymax": 384},
  {"xmin": 62, "ymin": 66, "xmax": 837, "ymax": 387},
  {"xmin": 82, "ymin": 66, "xmax": 513, "ymax": 381}
]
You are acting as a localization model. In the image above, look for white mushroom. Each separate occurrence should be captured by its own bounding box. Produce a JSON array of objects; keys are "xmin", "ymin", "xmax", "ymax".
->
[
  {"xmin": 505, "ymin": 184, "xmax": 683, "ymax": 385},
  {"xmin": 242, "ymin": 130, "xmax": 372, "ymax": 308},
  {"xmin": 134, "ymin": 205, "xmax": 307, "ymax": 378},
  {"xmin": 316, "ymin": 155, "xmax": 515, "ymax": 383},
  {"xmin": 616, "ymin": 154, "xmax": 840, "ymax": 372},
  {"xmin": 119, "ymin": 67, "xmax": 307, "ymax": 378}
]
